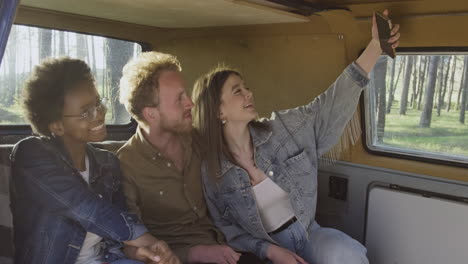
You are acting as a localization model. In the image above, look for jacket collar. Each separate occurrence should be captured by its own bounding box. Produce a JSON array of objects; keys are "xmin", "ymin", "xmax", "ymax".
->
[
  {"xmin": 47, "ymin": 136, "xmax": 107, "ymax": 183},
  {"xmin": 220, "ymin": 121, "xmax": 272, "ymax": 176}
]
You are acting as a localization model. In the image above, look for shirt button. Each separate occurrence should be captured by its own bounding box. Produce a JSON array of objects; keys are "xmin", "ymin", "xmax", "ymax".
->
[
  {"xmin": 158, "ymin": 152, "xmax": 162, "ymax": 157},
  {"xmin": 152, "ymin": 157, "xmax": 156, "ymax": 160},
  {"xmin": 98, "ymin": 194, "xmax": 103, "ymax": 198},
  {"xmin": 167, "ymin": 162, "xmax": 171, "ymax": 167},
  {"xmin": 160, "ymin": 191, "xmax": 164, "ymax": 196},
  {"xmin": 268, "ymin": 171, "xmax": 274, "ymax": 177},
  {"xmin": 193, "ymin": 206, "xmax": 197, "ymax": 210},
  {"xmin": 183, "ymin": 184, "xmax": 187, "ymax": 188}
]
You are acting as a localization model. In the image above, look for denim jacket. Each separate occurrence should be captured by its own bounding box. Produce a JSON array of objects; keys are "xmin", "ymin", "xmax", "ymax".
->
[
  {"xmin": 10, "ymin": 136, "xmax": 148, "ymax": 264},
  {"xmin": 202, "ymin": 63, "xmax": 369, "ymax": 259}
]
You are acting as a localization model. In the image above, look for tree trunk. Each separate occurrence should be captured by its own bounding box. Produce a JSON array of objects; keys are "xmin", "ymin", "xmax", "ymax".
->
[
  {"xmin": 418, "ymin": 56, "xmax": 429, "ymax": 110},
  {"xmin": 387, "ymin": 57, "xmax": 404, "ymax": 114},
  {"xmin": 386, "ymin": 57, "xmax": 397, "ymax": 113},
  {"xmin": 413, "ymin": 56, "xmax": 423, "ymax": 109},
  {"xmin": 400, "ymin": 56, "xmax": 414, "ymax": 115},
  {"xmin": 5, "ymin": 27, "xmax": 16, "ymax": 107},
  {"xmin": 105, "ymin": 39, "xmax": 134, "ymax": 123},
  {"xmin": 435, "ymin": 57, "xmax": 445, "ymax": 116},
  {"xmin": 28, "ymin": 27, "xmax": 33, "ymax": 73},
  {"xmin": 410, "ymin": 56, "xmax": 419, "ymax": 108},
  {"xmin": 420, "ymin": 56, "xmax": 441, "ymax": 128},
  {"xmin": 59, "ymin": 31, "xmax": 65, "ymax": 56},
  {"xmin": 457, "ymin": 60, "xmax": 466, "ymax": 110},
  {"xmin": 39, "ymin": 29, "xmax": 52, "ymax": 61},
  {"xmin": 374, "ymin": 56, "xmax": 388, "ymax": 142},
  {"xmin": 76, "ymin": 35, "xmax": 87, "ymax": 60},
  {"xmin": 459, "ymin": 57, "xmax": 468, "ymax": 124},
  {"xmin": 437, "ymin": 56, "xmax": 452, "ymax": 116},
  {"xmin": 89, "ymin": 36, "xmax": 98, "ymax": 78},
  {"xmin": 447, "ymin": 56, "xmax": 457, "ymax": 112}
]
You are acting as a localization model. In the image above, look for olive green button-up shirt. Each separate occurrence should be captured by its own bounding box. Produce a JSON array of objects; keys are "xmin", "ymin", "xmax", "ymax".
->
[{"xmin": 117, "ymin": 127, "xmax": 224, "ymax": 262}]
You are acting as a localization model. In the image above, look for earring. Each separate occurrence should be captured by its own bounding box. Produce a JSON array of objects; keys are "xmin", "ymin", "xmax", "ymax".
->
[{"xmin": 221, "ymin": 119, "xmax": 226, "ymax": 125}]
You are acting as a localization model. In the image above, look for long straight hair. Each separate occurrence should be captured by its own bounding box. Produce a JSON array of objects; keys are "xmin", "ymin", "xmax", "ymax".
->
[{"xmin": 192, "ymin": 66, "xmax": 240, "ymax": 180}]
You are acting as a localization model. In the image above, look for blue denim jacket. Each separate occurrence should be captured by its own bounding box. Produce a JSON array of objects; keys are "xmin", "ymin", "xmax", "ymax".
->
[
  {"xmin": 10, "ymin": 136, "xmax": 148, "ymax": 264},
  {"xmin": 202, "ymin": 63, "xmax": 369, "ymax": 260}
]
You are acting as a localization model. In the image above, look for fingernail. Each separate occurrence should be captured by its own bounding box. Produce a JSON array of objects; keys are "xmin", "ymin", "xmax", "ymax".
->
[{"xmin": 153, "ymin": 256, "xmax": 161, "ymax": 262}]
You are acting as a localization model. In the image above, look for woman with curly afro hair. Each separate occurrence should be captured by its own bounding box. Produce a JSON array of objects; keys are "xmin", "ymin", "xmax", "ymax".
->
[{"xmin": 10, "ymin": 57, "xmax": 179, "ymax": 264}]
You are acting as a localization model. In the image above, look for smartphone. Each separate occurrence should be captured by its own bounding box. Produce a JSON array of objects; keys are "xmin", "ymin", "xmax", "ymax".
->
[{"xmin": 375, "ymin": 12, "xmax": 396, "ymax": 59}]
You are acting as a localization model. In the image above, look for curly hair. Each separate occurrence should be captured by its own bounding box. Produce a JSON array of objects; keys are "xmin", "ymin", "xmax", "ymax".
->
[
  {"xmin": 22, "ymin": 57, "xmax": 94, "ymax": 136},
  {"xmin": 119, "ymin": 51, "xmax": 181, "ymax": 123}
]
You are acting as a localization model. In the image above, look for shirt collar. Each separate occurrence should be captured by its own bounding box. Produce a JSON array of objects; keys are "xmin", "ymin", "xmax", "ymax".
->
[{"xmin": 134, "ymin": 125, "xmax": 193, "ymax": 166}]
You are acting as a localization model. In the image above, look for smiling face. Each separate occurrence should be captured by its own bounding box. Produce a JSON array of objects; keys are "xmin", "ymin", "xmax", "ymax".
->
[
  {"xmin": 57, "ymin": 81, "xmax": 107, "ymax": 145},
  {"xmin": 219, "ymin": 73, "xmax": 257, "ymax": 125},
  {"xmin": 155, "ymin": 70, "xmax": 194, "ymax": 134}
]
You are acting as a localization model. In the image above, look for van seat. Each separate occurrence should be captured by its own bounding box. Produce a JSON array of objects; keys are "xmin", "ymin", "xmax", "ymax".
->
[{"xmin": 0, "ymin": 145, "xmax": 13, "ymax": 264}]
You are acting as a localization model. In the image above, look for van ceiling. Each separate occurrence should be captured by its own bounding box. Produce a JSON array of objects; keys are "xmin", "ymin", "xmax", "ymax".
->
[
  {"xmin": 19, "ymin": 0, "xmax": 437, "ymax": 28},
  {"xmin": 19, "ymin": 0, "xmax": 312, "ymax": 28}
]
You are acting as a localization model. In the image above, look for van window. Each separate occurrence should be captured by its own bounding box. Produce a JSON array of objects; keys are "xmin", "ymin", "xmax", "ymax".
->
[
  {"xmin": 365, "ymin": 51, "xmax": 468, "ymax": 165},
  {"xmin": 0, "ymin": 24, "xmax": 142, "ymax": 125}
]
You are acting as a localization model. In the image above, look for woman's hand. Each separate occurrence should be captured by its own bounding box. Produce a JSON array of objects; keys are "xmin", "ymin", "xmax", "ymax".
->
[
  {"xmin": 372, "ymin": 9, "xmax": 400, "ymax": 49},
  {"xmin": 266, "ymin": 244, "xmax": 309, "ymax": 264},
  {"xmin": 356, "ymin": 9, "xmax": 401, "ymax": 74}
]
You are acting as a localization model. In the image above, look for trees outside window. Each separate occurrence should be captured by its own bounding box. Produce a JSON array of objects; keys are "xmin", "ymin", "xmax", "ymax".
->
[{"xmin": 0, "ymin": 25, "xmax": 142, "ymax": 125}]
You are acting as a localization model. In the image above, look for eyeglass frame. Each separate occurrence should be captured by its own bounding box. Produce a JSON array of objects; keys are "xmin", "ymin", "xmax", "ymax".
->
[{"xmin": 63, "ymin": 97, "xmax": 108, "ymax": 121}]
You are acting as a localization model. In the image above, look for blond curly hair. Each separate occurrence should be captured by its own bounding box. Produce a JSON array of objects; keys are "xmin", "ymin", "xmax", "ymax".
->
[{"xmin": 119, "ymin": 51, "xmax": 181, "ymax": 123}]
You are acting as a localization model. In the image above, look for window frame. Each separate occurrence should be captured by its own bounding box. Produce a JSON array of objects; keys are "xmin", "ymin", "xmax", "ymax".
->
[
  {"xmin": 362, "ymin": 47, "xmax": 468, "ymax": 169},
  {"xmin": 0, "ymin": 23, "xmax": 152, "ymax": 138}
]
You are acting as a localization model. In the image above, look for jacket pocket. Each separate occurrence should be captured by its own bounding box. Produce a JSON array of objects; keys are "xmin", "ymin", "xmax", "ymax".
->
[
  {"xmin": 283, "ymin": 149, "xmax": 317, "ymax": 196},
  {"xmin": 283, "ymin": 149, "xmax": 311, "ymax": 176}
]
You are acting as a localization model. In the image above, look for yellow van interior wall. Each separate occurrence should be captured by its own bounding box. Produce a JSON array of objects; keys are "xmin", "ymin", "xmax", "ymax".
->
[{"xmin": 14, "ymin": 5, "xmax": 468, "ymax": 181}]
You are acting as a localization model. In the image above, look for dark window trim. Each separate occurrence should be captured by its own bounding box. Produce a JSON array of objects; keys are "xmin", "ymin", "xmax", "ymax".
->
[
  {"xmin": 361, "ymin": 47, "xmax": 468, "ymax": 169},
  {"xmin": 0, "ymin": 23, "xmax": 151, "ymax": 137}
]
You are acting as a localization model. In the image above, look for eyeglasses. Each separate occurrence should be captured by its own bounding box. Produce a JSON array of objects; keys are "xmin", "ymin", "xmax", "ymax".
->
[{"xmin": 63, "ymin": 98, "xmax": 108, "ymax": 121}]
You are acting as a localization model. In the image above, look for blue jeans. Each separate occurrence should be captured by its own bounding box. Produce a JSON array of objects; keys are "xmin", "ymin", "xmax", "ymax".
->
[{"xmin": 269, "ymin": 221, "xmax": 369, "ymax": 264}]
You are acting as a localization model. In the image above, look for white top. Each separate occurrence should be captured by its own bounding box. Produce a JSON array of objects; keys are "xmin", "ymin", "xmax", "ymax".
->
[
  {"xmin": 75, "ymin": 156, "xmax": 103, "ymax": 264},
  {"xmin": 252, "ymin": 177, "xmax": 295, "ymax": 233}
]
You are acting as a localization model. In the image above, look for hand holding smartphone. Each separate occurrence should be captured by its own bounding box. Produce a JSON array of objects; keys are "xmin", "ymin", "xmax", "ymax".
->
[{"xmin": 375, "ymin": 12, "xmax": 396, "ymax": 59}]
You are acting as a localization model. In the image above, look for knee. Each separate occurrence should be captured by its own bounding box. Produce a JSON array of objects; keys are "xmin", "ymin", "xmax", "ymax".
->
[{"xmin": 313, "ymin": 229, "xmax": 369, "ymax": 264}]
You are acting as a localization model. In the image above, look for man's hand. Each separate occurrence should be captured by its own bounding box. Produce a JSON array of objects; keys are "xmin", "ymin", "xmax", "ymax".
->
[
  {"xmin": 147, "ymin": 240, "xmax": 180, "ymax": 264},
  {"xmin": 123, "ymin": 245, "xmax": 160, "ymax": 263},
  {"xmin": 266, "ymin": 244, "xmax": 308, "ymax": 264},
  {"xmin": 188, "ymin": 245, "xmax": 241, "ymax": 264},
  {"xmin": 123, "ymin": 233, "xmax": 180, "ymax": 264},
  {"xmin": 123, "ymin": 241, "xmax": 180, "ymax": 264}
]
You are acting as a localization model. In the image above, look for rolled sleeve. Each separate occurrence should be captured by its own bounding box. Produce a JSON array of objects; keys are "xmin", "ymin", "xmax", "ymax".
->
[
  {"xmin": 255, "ymin": 239, "xmax": 272, "ymax": 260},
  {"xmin": 122, "ymin": 212, "xmax": 148, "ymax": 240},
  {"xmin": 347, "ymin": 62, "xmax": 370, "ymax": 88}
]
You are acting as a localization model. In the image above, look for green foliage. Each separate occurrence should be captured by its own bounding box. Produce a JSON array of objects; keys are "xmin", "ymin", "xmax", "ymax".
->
[
  {"xmin": 383, "ymin": 106, "xmax": 468, "ymax": 156},
  {"xmin": 0, "ymin": 101, "xmax": 25, "ymax": 124}
]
